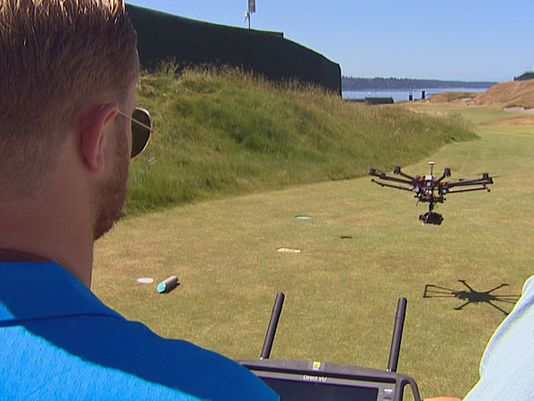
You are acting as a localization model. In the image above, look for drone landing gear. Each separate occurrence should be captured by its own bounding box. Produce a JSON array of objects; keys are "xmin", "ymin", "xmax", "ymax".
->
[{"xmin": 419, "ymin": 212, "xmax": 443, "ymax": 225}]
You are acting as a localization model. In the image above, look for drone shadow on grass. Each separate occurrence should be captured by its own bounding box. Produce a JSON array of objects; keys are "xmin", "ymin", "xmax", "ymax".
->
[{"xmin": 423, "ymin": 280, "xmax": 521, "ymax": 316}]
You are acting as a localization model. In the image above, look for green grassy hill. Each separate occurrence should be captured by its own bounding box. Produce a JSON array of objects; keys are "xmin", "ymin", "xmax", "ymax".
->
[{"xmin": 127, "ymin": 66, "xmax": 477, "ymax": 216}]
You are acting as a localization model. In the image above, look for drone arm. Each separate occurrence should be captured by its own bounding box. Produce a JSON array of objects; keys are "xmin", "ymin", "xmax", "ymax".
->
[
  {"xmin": 370, "ymin": 174, "xmax": 414, "ymax": 185},
  {"xmin": 396, "ymin": 170, "xmax": 417, "ymax": 181},
  {"xmin": 436, "ymin": 174, "xmax": 447, "ymax": 184},
  {"xmin": 435, "ymin": 168, "xmax": 452, "ymax": 184},
  {"xmin": 370, "ymin": 169, "xmax": 415, "ymax": 185},
  {"xmin": 447, "ymin": 177, "xmax": 493, "ymax": 188},
  {"xmin": 447, "ymin": 187, "xmax": 490, "ymax": 194},
  {"xmin": 371, "ymin": 180, "xmax": 413, "ymax": 192},
  {"xmin": 447, "ymin": 181, "xmax": 484, "ymax": 188}
]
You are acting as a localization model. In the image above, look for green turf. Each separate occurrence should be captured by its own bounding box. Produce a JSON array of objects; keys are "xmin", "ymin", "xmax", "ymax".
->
[{"xmin": 93, "ymin": 104, "xmax": 534, "ymax": 399}]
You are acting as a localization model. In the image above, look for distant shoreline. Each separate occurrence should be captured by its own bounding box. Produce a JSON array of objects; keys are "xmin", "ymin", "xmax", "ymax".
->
[
  {"xmin": 342, "ymin": 77, "xmax": 495, "ymax": 91},
  {"xmin": 342, "ymin": 87, "xmax": 487, "ymax": 103}
]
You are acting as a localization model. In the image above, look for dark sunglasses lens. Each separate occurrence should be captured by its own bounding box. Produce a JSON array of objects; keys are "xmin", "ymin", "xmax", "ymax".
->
[{"xmin": 131, "ymin": 108, "xmax": 152, "ymax": 158}]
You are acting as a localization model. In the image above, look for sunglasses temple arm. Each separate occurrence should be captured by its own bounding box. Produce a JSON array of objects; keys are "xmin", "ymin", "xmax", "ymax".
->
[
  {"xmin": 116, "ymin": 109, "xmax": 153, "ymax": 132},
  {"xmin": 132, "ymin": 118, "xmax": 152, "ymax": 132}
]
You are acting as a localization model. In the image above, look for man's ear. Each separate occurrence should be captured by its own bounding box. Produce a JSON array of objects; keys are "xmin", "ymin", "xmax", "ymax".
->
[{"xmin": 78, "ymin": 103, "xmax": 118, "ymax": 172}]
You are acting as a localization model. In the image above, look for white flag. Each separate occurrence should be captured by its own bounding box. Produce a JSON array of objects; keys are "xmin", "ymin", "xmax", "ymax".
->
[{"xmin": 248, "ymin": 0, "xmax": 256, "ymax": 13}]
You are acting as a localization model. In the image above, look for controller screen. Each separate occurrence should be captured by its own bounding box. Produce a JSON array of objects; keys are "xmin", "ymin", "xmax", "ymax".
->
[{"xmin": 262, "ymin": 376, "xmax": 379, "ymax": 401}]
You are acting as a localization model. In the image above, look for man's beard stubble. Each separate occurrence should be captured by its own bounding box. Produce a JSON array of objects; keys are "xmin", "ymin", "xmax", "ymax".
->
[{"xmin": 93, "ymin": 131, "xmax": 130, "ymax": 241}]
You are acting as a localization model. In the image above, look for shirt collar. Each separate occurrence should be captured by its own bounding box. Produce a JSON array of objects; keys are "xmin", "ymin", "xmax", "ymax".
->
[{"xmin": 0, "ymin": 261, "xmax": 121, "ymax": 325}]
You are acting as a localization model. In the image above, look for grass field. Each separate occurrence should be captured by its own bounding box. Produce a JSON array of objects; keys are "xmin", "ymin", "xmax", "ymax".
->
[{"xmin": 93, "ymin": 103, "xmax": 534, "ymax": 399}]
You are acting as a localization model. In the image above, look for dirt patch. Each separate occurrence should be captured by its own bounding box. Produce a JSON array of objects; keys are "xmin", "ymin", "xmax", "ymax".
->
[{"xmin": 489, "ymin": 116, "xmax": 534, "ymax": 126}]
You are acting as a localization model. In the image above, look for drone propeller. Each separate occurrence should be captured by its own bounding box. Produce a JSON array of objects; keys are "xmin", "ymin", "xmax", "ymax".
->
[
  {"xmin": 457, "ymin": 172, "xmax": 502, "ymax": 181},
  {"xmin": 478, "ymin": 173, "xmax": 503, "ymax": 180}
]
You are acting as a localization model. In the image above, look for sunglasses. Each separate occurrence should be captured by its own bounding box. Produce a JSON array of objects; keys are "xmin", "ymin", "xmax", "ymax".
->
[{"xmin": 116, "ymin": 107, "xmax": 153, "ymax": 158}]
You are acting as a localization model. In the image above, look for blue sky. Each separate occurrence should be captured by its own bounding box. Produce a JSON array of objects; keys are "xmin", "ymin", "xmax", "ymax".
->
[{"xmin": 127, "ymin": 1, "xmax": 533, "ymax": 82}]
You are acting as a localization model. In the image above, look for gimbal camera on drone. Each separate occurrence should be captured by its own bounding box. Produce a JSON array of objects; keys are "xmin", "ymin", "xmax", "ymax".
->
[{"xmin": 369, "ymin": 162, "xmax": 494, "ymax": 225}]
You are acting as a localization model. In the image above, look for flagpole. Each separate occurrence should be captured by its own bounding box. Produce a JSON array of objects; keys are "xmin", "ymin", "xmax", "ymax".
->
[{"xmin": 247, "ymin": 0, "xmax": 255, "ymax": 30}]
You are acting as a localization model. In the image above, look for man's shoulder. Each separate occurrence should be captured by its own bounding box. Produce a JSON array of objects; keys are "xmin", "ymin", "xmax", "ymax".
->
[
  {"xmin": 108, "ymin": 317, "xmax": 279, "ymax": 400},
  {"xmin": 0, "ymin": 262, "xmax": 278, "ymax": 400},
  {"xmin": 3, "ymin": 314, "xmax": 278, "ymax": 400}
]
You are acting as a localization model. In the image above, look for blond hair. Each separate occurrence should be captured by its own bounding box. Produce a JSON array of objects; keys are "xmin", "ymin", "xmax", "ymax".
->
[{"xmin": 0, "ymin": 0, "xmax": 138, "ymax": 189}]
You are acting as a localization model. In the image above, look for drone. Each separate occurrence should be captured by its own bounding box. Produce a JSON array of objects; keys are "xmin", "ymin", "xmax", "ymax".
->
[{"xmin": 369, "ymin": 161, "xmax": 494, "ymax": 225}]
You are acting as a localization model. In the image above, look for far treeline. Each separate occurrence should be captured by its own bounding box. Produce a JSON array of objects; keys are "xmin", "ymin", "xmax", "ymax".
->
[{"xmin": 343, "ymin": 77, "xmax": 495, "ymax": 91}]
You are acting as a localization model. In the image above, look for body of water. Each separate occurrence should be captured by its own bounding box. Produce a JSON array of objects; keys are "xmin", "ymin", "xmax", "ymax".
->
[{"xmin": 342, "ymin": 87, "xmax": 488, "ymax": 103}]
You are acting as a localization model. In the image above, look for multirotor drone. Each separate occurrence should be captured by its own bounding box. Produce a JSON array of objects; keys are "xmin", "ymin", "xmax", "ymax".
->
[{"xmin": 369, "ymin": 162, "xmax": 494, "ymax": 225}]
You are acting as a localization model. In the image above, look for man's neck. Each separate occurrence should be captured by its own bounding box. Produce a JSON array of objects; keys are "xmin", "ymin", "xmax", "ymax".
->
[
  {"xmin": 0, "ymin": 185, "xmax": 95, "ymax": 287},
  {"xmin": 0, "ymin": 248, "xmax": 50, "ymax": 262}
]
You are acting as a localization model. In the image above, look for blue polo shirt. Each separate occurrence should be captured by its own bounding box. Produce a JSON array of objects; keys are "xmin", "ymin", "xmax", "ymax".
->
[{"xmin": 0, "ymin": 262, "xmax": 279, "ymax": 401}]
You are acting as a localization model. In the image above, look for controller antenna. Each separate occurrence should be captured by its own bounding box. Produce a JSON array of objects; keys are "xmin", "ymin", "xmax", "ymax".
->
[
  {"xmin": 387, "ymin": 297, "xmax": 407, "ymax": 372},
  {"xmin": 260, "ymin": 292, "xmax": 285, "ymax": 359}
]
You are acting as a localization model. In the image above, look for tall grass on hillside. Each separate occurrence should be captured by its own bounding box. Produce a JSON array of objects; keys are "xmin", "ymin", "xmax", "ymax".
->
[{"xmin": 126, "ymin": 65, "xmax": 477, "ymax": 216}]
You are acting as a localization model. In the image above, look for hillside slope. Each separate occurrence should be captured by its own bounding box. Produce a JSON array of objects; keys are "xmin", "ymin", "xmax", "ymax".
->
[
  {"xmin": 474, "ymin": 80, "xmax": 534, "ymax": 109},
  {"xmin": 125, "ymin": 66, "xmax": 477, "ymax": 216}
]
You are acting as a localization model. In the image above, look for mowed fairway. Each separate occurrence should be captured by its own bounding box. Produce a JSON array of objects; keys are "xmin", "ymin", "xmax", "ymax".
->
[{"xmin": 93, "ymin": 104, "xmax": 534, "ymax": 399}]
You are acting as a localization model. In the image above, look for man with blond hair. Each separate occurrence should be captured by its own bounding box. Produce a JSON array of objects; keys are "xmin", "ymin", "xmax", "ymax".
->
[{"xmin": 0, "ymin": 1, "xmax": 278, "ymax": 400}]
